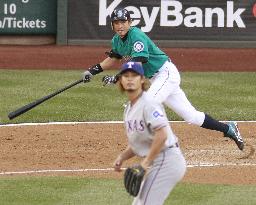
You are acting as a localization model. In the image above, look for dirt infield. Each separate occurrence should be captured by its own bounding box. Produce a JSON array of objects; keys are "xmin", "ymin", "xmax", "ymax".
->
[{"xmin": 0, "ymin": 122, "xmax": 255, "ymax": 185}]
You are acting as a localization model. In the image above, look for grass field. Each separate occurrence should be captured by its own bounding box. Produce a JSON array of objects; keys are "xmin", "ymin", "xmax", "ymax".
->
[
  {"xmin": 1, "ymin": 177, "xmax": 256, "ymax": 205},
  {"xmin": 0, "ymin": 70, "xmax": 256, "ymax": 123},
  {"xmin": 0, "ymin": 70, "xmax": 256, "ymax": 205}
]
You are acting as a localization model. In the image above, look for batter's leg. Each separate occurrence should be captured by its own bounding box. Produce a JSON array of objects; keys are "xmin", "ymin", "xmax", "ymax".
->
[
  {"xmin": 163, "ymin": 87, "xmax": 229, "ymax": 133},
  {"xmin": 146, "ymin": 61, "xmax": 227, "ymax": 130},
  {"xmin": 147, "ymin": 60, "xmax": 181, "ymax": 104},
  {"xmin": 163, "ymin": 87, "xmax": 205, "ymax": 126}
]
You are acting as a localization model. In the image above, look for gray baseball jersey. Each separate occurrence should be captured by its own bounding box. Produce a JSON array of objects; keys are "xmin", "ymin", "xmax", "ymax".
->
[
  {"xmin": 123, "ymin": 92, "xmax": 177, "ymax": 157},
  {"xmin": 123, "ymin": 92, "xmax": 186, "ymax": 205}
]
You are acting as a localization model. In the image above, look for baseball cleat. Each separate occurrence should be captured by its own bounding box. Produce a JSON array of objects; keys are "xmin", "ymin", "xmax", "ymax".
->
[{"xmin": 224, "ymin": 121, "xmax": 244, "ymax": 151}]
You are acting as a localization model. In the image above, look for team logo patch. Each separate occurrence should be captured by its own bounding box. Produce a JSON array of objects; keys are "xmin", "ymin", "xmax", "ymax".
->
[
  {"xmin": 133, "ymin": 41, "xmax": 144, "ymax": 52},
  {"xmin": 153, "ymin": 111, "xmax": 164, "ymax": 118}
]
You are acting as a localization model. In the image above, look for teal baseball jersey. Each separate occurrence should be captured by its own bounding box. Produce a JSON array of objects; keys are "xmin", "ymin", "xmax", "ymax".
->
[{"xmin": 111, "ymin": 27, "xmax": 168, "ymax": 78}]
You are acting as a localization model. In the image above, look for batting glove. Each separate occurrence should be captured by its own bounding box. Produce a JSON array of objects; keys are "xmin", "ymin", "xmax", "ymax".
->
[
  {"xmin": 82, "ymin": 64, "xmax": 103, "ymax": 83},
  {"xmin": 102, "ymin": 75, "xmax": 118, "ymax": 86},
  {"xmin": 82, "ymin": 71, "xmax": 93, "ymax": 82}
]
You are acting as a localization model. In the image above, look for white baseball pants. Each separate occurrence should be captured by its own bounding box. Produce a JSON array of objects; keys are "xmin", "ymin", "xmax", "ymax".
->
[{"xmin": 147, "ymin": 60, "xmax": 205, "ymax": 126}]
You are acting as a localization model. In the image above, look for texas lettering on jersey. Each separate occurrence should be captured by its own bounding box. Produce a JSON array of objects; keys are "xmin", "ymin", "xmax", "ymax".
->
[
  {"xmin": 125, "ymin": 110, "xmax": 164, "ymax": 133},
  {"xmin": 125, "ymin": 119, "xmax": 145, "ymax": 133}
]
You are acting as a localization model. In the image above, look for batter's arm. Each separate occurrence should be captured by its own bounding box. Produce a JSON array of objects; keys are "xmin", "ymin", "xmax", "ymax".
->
[
  {"xmin": 141, "ymin": 127, "xmax": 167, "ymax": 170},
  {"xmin": 100, "ymin": 57, "xmax": 120, "ymax": 70},
  {"xmin": 82, "ymin": 57, "xmax": 120, "ymax": 82}
]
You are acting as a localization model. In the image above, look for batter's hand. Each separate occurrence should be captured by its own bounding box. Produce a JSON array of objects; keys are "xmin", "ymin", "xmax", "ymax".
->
[
  {"xmin": 82, "ymin": 64, "xmax": 103, "ymax": 83},
  {"xmin": 82, "ymin": 70, "xmax": 93, "ymax": 82},
  {"xmin": 102, "ymin": 75, "xmax": 118, "ymax": 86}
]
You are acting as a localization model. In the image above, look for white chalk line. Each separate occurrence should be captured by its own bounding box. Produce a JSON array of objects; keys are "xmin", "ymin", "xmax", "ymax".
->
[
  {"xmin": 0, "ymin": 121, "xmax": 123, "ymax": 127},
  {"xmin": 1, "ymin": 163, "xmax": 256, "ymax": 176},
  {"xmin": 1, "ymin": 121, "xmax": 256, "ymax": 127}
]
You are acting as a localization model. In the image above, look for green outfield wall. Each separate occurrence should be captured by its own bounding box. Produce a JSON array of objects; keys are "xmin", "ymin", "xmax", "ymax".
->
[{"xmin": 0, "ymin": 0, "xmax": 57, "ymax": 34}]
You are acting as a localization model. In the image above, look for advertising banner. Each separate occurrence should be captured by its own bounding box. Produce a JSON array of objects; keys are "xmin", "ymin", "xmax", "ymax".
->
[
  {"xmin": 0, "ymin": 0, "xmax": 57, "ymax": 34},
  {"xmin": 68, "ymin": 0, "xmax": 256, "ymax": 41}
]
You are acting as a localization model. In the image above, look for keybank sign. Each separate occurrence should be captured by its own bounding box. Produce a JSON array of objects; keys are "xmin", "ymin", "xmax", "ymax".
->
[{"xmin": 99, "ymin": 0, "xmax": 246, "ymax": 32}]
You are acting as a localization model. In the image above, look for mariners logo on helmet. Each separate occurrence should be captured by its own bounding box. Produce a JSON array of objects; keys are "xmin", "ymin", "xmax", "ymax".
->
[
  {"xmin": 117, "ymin": 10, "xmax": 123, "ymax": 18},
  {"xmin": 111, "ymin": 8, "xmax": 131, "ymax": 21}
]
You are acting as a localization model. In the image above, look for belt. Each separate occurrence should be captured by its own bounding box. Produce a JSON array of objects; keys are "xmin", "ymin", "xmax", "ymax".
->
[{"xmin": 168, "ymin": 143, "xmax": 179, "ymax": 149}]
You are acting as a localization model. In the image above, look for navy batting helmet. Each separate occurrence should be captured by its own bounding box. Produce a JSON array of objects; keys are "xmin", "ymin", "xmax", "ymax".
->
[{"xmin": 111, "ymin": 8, "xmax": 131, "ymax": 22}]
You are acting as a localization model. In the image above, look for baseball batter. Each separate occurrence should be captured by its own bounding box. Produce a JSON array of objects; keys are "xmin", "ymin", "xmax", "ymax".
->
[
  {"xmin": 113, "ymin": 61, "xmax": 186, "ymax": 205},
  {"xmin": 82, "ymin": 8, "xmax": 244, "ymax": 151}
]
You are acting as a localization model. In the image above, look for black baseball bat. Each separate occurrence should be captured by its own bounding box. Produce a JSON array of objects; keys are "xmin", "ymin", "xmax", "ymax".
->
[{"xmin": 8, "ymin": 79, "xmax": 83, "ymax": 120}]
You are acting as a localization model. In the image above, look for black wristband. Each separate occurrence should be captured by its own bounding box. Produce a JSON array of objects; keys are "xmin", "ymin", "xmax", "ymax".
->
[
  {"xmin": 88, "ymin": 64, "xmax": 103, "ymax": 75},
  {"xmin": 105, "ymin": 50, "xmax": 122, "ymax": 59}
]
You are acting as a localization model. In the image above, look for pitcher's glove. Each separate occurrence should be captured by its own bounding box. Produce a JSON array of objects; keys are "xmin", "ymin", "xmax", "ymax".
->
[
  {"xmin": 102, "ymin": 75, "xmax": 119, "ymax": 86},
  {"xmin": 124, "ymin": 164, "xmax": 146, "ymax": 197}
]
